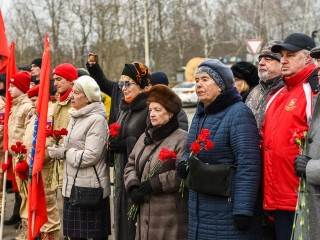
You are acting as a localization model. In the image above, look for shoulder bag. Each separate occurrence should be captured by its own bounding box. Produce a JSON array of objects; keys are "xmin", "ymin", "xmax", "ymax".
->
[{"xmin": 69, "ymin": 152, "xmax": 103, "ymax": 208}]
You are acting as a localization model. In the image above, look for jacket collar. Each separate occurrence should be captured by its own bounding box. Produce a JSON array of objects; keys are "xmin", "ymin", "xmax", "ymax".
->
[
  {"xmin": 196, "ymin": 87, "xmax": 242, "ymax": 116},
  {"xmin": 144, "ymin": 115, "xmax": 179, "ymax": 144},
  {"xmin": 120, "ymin": 91, "xmax": 148, "ymax": 112}
]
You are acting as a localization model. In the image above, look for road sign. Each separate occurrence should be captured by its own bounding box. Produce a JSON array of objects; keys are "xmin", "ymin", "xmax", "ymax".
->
[{"xmin": 246, "ymin": 39, "xmax": 263, "ymax": 55}]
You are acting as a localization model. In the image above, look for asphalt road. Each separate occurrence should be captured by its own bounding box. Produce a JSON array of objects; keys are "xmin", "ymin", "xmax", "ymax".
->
[{"xmin": 0, "ymin": 107, "xmax": 196, "ymax": 240}]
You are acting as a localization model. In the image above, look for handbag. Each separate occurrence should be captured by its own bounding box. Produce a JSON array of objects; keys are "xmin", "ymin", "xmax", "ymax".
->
[
  {"xmin": 188, "ymin": 155, "xmax": 236, "ymax": 197},
  {"xmin": 69, "ymin": 152, "xmax": 103, "ymax": 208}
]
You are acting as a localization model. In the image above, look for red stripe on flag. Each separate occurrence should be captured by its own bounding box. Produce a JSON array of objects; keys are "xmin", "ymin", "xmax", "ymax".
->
[
  {"xmin": 28, "ymin": 34, "xmax": 50, "ymax": 239},
  {"xmin": 0, "ymin": 10, "xmax": 9, "ymax": 74},
  {"xmin": 4, "ymin": 42, "xmax": 18, "ymax": 191}
]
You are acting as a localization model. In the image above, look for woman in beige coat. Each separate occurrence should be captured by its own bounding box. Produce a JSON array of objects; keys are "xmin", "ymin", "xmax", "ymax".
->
[
  {"xmin": 124, "ymin": 85, "xmax": 188, "ymax": 240},
  {"xmin": 48, "ymin": 76, "xmax": 111, "ymax": 239}
]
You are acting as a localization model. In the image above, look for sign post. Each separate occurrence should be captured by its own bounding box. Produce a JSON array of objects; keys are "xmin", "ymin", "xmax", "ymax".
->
[{"xmin": 246, "ymin": 39, "xmax": 263, "ymax": 65}]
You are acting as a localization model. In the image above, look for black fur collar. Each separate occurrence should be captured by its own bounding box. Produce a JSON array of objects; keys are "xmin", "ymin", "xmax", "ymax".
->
[
  {"xmin": 144, "ymin": 115, "xmax": 179, "ymax": 145},
  {"xmin": 196, "ymin": 87, "xmax": 242, "ymax": 115}
]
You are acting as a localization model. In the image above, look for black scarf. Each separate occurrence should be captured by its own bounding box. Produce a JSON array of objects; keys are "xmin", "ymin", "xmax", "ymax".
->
[{"xmin": 144, "ymin": 115, "xmax": 179, "ymax": 145}]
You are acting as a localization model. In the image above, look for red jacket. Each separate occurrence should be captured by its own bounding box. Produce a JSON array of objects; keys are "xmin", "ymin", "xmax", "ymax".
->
[{"xmin": 261, "ymin": 64, "xmax": 316, "ymax": 211}]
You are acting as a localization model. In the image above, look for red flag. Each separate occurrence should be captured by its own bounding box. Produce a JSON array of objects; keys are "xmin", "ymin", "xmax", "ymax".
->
[
  {"xmin": 0, "ymin": 9, "xmax": 9, "ymax": 74},
  {"xmin": 28, "ymin": 35, "xmax": 50, "ymax": 239},
  {"xmin": 4, "ymin": 42, "xmax": 18, "ymax": 191}
]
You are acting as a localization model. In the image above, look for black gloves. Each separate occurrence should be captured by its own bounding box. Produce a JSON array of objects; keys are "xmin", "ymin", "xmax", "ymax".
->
[
  {"xmin": 129, "ymin": 186, "xmax": 144, "ymax": 205},
  {"xmin": 109, "ymin": 138, "xmax": 126, "ymax": 153},
  {"xmin": 294, "ymin": 155, "xmax": 311, "ymax": 177},
  {"xmin": 128, "ymin": 181, "xmax": 153, "ymax": 205},
  {"xmin": 233, "ymin": 215, "xmax": 251, "ymax": 230},
  {"xmin": 177, "ymin": 161, "xmax": 189, "ymax": 179},
  {"xmin": 139, "ymin": 180, "xmax": 153, "ymax": 195}
]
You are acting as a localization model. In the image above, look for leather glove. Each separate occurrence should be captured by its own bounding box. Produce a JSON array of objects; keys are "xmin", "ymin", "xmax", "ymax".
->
[
  {"xmin": 1, "ymin": 158, "xmax": 12, "ymax": 172},
  {"xmin": 294, "ymin": 155, "xmax": 311, "ymax": 177},
  {"xmin": 139, "ymin": 180, "xmax": 153, "ymax": 196},
  {"xmin": 129, "ymin": 186, "xmax": 144, "ymax": 205},
  {"xmin": 48, "ymin": 144, "xmax": 66, "ymax": 159},
  {"xmin": 177, "ymin": 161, "xmax": 189, "ymax": 179},
  {"xmin": 109, "ymin": 138, "xmax": 126, "ymax": 153},
  {"xmin": 233, "ymin": 215, "xmax": 252, "ymax": 230}
]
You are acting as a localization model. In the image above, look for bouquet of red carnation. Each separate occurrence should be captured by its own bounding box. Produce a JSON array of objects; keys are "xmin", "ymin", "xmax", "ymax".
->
[
  {"xmin": 128, "ymin": 148, "xmax": 177, "ymax": 220},
  {"xmin": 46, "ymin": 128, "xmax": 68, "ymax": 145},
  {"xmin": 46, "ymin": 127, "xmax": 68, "ymax": 188},
  {"xmin": 291, "ymin": 128, "xmax": 309, "ymax": 239},
  {"xmin": 11, "ymin": 142, "xmax": 29, "ymax": 193},
  {"xmin": 109, "ymin": 122, "xmax": 121, "ymax": 138},
  {"xmin": 178, "ymin": 129, "xmax": 214, "ymax": 197}
]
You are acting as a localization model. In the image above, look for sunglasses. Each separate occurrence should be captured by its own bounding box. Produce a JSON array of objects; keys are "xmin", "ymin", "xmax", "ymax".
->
[{"xmin": 118, "ymin": 81, "xmax": 136, "ymax": 89}]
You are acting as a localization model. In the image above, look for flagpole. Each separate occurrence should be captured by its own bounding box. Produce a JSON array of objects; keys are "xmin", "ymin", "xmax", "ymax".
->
[{"xmin": 0, "ymin": 151, "xmax": 8, "ymax": 240}]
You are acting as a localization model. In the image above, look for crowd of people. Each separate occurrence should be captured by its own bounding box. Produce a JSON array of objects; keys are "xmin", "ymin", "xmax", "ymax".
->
[{"xmin": 0, "ymin": 31, "xmax": 320, "ymax": 240}]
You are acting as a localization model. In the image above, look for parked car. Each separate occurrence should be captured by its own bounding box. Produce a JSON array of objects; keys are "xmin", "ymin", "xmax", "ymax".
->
[{"xmin": 172, "ymin": 81, "xmax": 198, "ymax": 106}]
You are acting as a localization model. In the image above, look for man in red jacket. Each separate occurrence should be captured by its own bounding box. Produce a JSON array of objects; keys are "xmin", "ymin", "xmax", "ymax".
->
[{"xmin": 261, "ymin": 33, "xmax": 318, "ymax": 240}]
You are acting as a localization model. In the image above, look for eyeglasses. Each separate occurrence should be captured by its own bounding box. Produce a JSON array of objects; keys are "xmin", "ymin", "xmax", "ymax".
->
[{"xmin": 118, "ymin": 81, "xmax": 136, "ymax": 89}]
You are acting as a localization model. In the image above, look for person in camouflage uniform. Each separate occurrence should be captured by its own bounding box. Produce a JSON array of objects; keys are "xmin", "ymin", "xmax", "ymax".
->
[{"xmin": 245, "ymin": 40, "xmax": 284, "ymax": 131}]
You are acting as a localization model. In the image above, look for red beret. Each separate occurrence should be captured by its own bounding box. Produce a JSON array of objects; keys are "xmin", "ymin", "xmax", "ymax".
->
[
  {"xmin": 10, "ymin": 72, "xmax": 31, "ymax": 93},
  {"xmin": 52, "ymin": 63, "xmax": 78, "ymax": 82},
  {"xmin": 27, "ymin": 85, "xmax": 39, "ymax": 98}
]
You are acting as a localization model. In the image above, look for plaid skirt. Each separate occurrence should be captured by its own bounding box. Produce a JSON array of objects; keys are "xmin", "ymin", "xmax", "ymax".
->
[{"xmin": 63, "ymin": 196, "xmax": 111, "ymax": 238}]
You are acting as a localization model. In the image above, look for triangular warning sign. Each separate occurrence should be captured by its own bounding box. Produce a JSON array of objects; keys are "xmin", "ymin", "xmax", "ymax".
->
[{"xmin": 246, "ymin": 39, "xmax": 263, "ymax": 55}]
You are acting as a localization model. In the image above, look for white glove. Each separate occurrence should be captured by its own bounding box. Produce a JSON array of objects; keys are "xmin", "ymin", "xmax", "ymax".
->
[{"xmin": 48, "ymin": 144, "xmax": 66, "ymax": 159}]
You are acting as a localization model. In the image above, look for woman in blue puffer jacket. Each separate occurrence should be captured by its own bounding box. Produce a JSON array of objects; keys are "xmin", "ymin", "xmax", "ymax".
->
[{"xmin": 177, "ymin": 59, "xmax": 262, "ymax": 240}]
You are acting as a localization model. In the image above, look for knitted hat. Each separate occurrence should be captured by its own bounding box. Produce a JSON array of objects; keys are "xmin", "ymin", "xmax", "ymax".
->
[
  {"xmin": 52, "ymin": 63, "xmax": 78, "ymax": 82},
  {"xmin": 74, "ymin": 76, "xmax": 101, "ymax": 102},
  {"xmin": 27, "ymin": 85, "xmax": 39, "ymax": 98},
  {"xmin": 121, "ymin": 62, "xmax": 151, "ymax": 89},
  {"xmin": 31, "ymin": 58, "xmax": 42, "ymax": 68},
  {"xmin": 231, "ymin": 61, "xmax": 259, "ymax": 88},
  {"xmin": 198, "ymin": 59, "xmax": 234, "ymax": 92},
  {"xmin": 310, "ymin": 46, "xmax": 320, "ymax": 59},
  {"xmin": 10, "ymin": 72, "xmax": 31, "ymax": 93},
  {"xmin": 77, "ymin": 68, "xmax": 90, "ymax": 77},
  {"xmin": 148, "ymin": 85, "xmax": 181, "ymax": 115},
  {"xmin": 150, "ymin": 72, "xmax": 169, "ymax": 86},
  {"xmin": 19, "ymin": 65, "xmax": 32, "ymax": 72},
  {"xmin": 259, "ymin": 40, "xmax": 282, "ymax": 62},
  {"xmin": 271, "ymin": 33, "xmax": 316, "ymax": 53}
]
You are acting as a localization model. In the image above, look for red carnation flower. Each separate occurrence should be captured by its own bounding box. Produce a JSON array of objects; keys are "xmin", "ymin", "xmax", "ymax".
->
[{"xmin": 190, "ymin": 141, "xmax": 201, "ymax": 155}]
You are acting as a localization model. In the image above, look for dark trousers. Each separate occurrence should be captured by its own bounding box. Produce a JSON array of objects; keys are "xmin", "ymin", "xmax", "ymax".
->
[
  {"xmin": 13, "ymin": 192, "xmax": 22, "ymax": 217},
  {"xmin": 274, "ymin": 210, "xmax": 295, "ymax": 240}
]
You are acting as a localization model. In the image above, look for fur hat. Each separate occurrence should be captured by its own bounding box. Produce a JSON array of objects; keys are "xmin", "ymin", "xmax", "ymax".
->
[
  {"xmin": 148, "ymin": 85, "xmax": 181, "ymax": 115},
  {"xmin": 52, "ymin": 63, "xmax": 78, "ymax": 82},
  {"xmin": 31, "ymin": 58, "xmax": 42, "ymax": 68},
  {"xmin": 198, "ymin": 59, "xmax": 234, "ymax": 91},
  {"xmin": 259, "ymin": 40, "xmax": 282, "ymax": 62},
  {"xmin": 74, "ymin": 76, "xmax": 101, "ymax": 103},
  {"xmin": 121, "ymin": 62, "xmax": 151, "ymax": 89},
  {"xmin": 231, "ymin": 61, "xmax": 259, "ymax": 88},
  {"xmin": 150, "ymin": 72, "xmax": 169, "ymax": 86},
  {"xmin": 10, "ymin": 72, "xmax": 31, "ymax": 93},
  {"xmin": 27, "ymin": 85, "xmax": 39, "ymax": 98}
]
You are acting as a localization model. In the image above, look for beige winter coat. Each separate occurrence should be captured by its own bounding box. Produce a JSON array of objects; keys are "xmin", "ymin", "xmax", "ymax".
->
[
  {"xmin": 8, "ymin": 94, "xmax": 34, "ymax": 160},
  {"xmin": 62, "ymin": 102, "xmax": 110, "ymax": 198}
]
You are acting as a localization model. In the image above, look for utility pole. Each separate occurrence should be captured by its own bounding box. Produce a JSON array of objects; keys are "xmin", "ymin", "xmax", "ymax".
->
[{"xmin": 144, "ymin": 0, "xmax": 150, "ymax": 66}]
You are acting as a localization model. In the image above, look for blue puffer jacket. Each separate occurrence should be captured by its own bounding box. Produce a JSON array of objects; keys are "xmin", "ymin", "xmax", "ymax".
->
[{"xmin": 181, "ymin": 88, "xmax": 262, "ymax": 240}]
